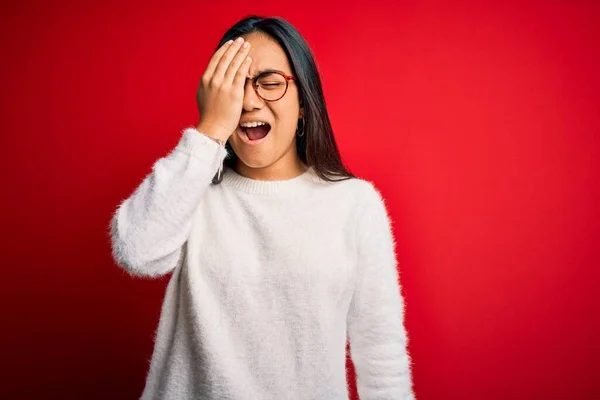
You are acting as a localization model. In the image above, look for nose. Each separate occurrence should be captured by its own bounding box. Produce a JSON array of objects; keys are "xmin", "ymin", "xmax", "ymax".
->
[{"xmin": 242, "ymin": 79, "xmax": 264, "ymax": 111}]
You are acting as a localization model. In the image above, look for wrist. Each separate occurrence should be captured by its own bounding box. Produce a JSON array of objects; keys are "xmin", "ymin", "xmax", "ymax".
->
[{"xmin": 195, "ymin": 123, "xmax": 230, "ymax": 144}]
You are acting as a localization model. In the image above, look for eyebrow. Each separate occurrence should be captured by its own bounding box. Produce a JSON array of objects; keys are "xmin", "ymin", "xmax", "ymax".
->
[{"xmin": 247, "ymin": 69, "xmax": 286, "ymax": 79}]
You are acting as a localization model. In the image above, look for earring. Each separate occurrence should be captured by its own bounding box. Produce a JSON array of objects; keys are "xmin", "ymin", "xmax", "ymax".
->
[{"xmin": 297, "ymin": 118, "xmax": 305, "ymax": 137}]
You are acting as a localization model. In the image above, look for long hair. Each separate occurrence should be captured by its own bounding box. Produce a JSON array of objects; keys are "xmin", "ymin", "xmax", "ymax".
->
[{"xmin": 210, "ymin": 15, "xmax": 355, "ymax": 184}]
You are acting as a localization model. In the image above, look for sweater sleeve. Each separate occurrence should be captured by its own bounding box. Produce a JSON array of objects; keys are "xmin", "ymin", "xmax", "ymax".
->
[
  {"xmin": 347, "ymin": 183, "xmax": 416, "ymax": 400},
  {"xmin": 109, "ymin": 127, "xmax": 228, "ymax": 278}
]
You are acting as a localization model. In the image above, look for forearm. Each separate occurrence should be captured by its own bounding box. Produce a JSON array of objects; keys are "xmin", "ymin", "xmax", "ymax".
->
[
  {"xmin": 348, "ymin": 182, "xmax": 416, "ymax": 399},
  {"xmin": 110, "ymin": 127, "xmax": 228, "ymax": 277},
  {"xmin": 348, "ymin": 284, "xmax": 414, "ymax": 400}
]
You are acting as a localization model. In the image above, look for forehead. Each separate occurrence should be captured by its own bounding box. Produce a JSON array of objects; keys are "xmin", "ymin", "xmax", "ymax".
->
[{"xmin": 242, "ymin": 32, "xmax": 292, "ymax": 76}]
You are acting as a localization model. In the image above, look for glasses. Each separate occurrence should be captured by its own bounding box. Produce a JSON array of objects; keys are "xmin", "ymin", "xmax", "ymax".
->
[{"xmin": 246, "ymin": 70, "xmax": 296, "ymax": 102}]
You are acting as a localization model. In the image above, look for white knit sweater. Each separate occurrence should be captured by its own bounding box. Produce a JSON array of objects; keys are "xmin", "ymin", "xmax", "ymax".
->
[{"xmin": 110, "ymin": 127, "xmax": 415, "ymax": 400}]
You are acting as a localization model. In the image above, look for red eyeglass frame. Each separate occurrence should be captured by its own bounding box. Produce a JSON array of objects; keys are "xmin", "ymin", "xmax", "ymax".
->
[{"xmin": 246, "ymin": 70, "xmax": 296, "ymax": 102}]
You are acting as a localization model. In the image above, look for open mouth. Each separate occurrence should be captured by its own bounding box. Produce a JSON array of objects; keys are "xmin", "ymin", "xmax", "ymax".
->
[{"xmin": 239, "ymin": 123, "xmax": 271, "ymax": 142}]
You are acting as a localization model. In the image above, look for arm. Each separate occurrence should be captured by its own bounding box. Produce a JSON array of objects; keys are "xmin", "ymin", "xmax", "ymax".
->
[
  {"xmin": 347, "ymin": 183, "xmax": 416, "ymax": 400},
  {"xmin": 109, "ymin": 127, "xmax": 228, "ymax": 277}
]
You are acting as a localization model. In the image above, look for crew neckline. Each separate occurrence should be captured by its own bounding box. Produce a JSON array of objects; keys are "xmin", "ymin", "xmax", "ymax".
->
[{"xmin": 221, "ymin": 166, "xmax": 323, "ymax": 196}]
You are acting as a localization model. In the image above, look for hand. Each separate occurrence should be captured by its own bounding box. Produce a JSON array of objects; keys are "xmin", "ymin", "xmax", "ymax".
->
[{"xmin": 196, "ymin": 37, "xmax": 252, "ymax": 142}]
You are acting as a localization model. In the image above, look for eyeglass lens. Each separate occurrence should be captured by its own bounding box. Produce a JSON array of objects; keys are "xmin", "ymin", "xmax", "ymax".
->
[{"xmin": 255, "ymin": 72, "xmax": 288, "ymax": 101}]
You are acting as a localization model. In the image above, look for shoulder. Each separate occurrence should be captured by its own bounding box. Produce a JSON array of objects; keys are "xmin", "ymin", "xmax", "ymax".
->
[
  {"xmin": 326, "ymin": 175, "xmax": 389, "ymax": 219},
  {"xmin": 335, "ymin": 176, "xmax": 386, "ymax": 206}
]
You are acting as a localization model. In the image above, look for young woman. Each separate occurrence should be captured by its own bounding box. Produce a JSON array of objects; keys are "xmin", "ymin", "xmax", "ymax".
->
[{"xmin": 110, "ymin": 15, "xmax": 415, "ymax": 400}]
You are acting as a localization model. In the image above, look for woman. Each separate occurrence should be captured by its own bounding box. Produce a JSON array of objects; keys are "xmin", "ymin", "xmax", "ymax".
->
[{"xmin": 110, "ymin": 15, "xmax": 415, "ymax": 400}]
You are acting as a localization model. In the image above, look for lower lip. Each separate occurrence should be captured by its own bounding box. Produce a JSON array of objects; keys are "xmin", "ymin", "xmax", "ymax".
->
[{"xmin": 237, "ymin": 126, "xmax": 271, "ymax": 146}]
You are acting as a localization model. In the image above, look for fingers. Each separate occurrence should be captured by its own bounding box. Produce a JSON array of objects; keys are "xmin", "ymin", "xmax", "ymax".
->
[
  {"xmin": 213, "ymin": 37, "xmax": 247, "ymax": 85},
  {"xmin": 232, "ymin": 55, "xmax": 252, "ymax": 90},
  {"xmin": 224, "ymin": 40, "xmax": 251, "ymax": 83},
  {"xmin": 203, "ymin": 39, "xmax": 234, "ymax": 82}
]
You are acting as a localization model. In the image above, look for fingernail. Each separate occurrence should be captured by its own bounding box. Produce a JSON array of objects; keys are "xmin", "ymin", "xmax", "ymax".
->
[
  {"xmin": 225, "ymin": 39, "xmax": 233, "ymax": 44},
  {"xmin": 243, "ymin": 42, "xmax": 249, "ymax": 48},
  {"xmin": 235, "ymin": 37, "xmax": 244, "ymax": 43}
]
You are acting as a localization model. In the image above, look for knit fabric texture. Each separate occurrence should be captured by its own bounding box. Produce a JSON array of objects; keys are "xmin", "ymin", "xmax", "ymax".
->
[{"xmin": 110, "ymin": 127, "xmax": 415, "ymax": 400}]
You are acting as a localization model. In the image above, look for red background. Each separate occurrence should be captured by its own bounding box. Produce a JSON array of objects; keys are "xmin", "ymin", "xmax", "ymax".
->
[{"xmin": 1, "ymin": 1, "xmax": 598, "ymax": 399}]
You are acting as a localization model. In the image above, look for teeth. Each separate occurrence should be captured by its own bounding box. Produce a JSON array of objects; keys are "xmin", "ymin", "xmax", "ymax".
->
[{"xmin": 240, "ymin": 121, "xmax": 268, "ymax": 128}]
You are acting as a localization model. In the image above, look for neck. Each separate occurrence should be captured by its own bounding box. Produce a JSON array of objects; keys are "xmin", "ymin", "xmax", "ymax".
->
[{"xmin": 234, "ymin": 153, "xmax": 307, "ymax": 181}]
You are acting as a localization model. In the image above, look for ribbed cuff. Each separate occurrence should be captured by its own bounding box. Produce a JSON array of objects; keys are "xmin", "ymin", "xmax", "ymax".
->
[{"xmin": 175, "ymin": 127, "xmax": 229, "ymax": 163}]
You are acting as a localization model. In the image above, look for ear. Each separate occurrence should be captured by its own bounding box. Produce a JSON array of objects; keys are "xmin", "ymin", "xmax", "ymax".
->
[{"xmin": 298, "ymin": 95, "xmax": 305, "ymax": 118}]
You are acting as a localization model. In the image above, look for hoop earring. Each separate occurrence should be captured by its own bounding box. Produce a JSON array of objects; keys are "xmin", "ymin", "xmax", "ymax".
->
[{"xmin": 296, "ymin": 118, "xmax": 305, "ymax": 137}]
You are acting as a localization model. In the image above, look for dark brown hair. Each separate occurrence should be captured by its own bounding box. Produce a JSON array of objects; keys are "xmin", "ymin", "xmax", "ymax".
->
[{"xmin": 211, "ymin": 15, "xmax": 355, "ymax": 184}]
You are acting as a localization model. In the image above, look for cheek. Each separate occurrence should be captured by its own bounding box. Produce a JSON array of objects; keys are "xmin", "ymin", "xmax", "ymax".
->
[
  {"xmin": 227, "ymin": 128, "xmax": 241, "ymax": 149},
  {"xmin": 272, "ymin": 102, "xmax": 300, "ymax": 134}
]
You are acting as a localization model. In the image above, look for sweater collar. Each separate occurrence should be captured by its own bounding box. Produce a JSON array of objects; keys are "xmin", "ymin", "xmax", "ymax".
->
[{"xmin": 221, "ymin": 166, "xmax": 323, "ymax": 196}]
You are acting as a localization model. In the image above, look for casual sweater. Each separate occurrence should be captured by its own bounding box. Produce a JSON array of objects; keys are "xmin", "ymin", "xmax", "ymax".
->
[{"xmin": 110, "ymin": 127, "xmax": 415, "ymax": 400}]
